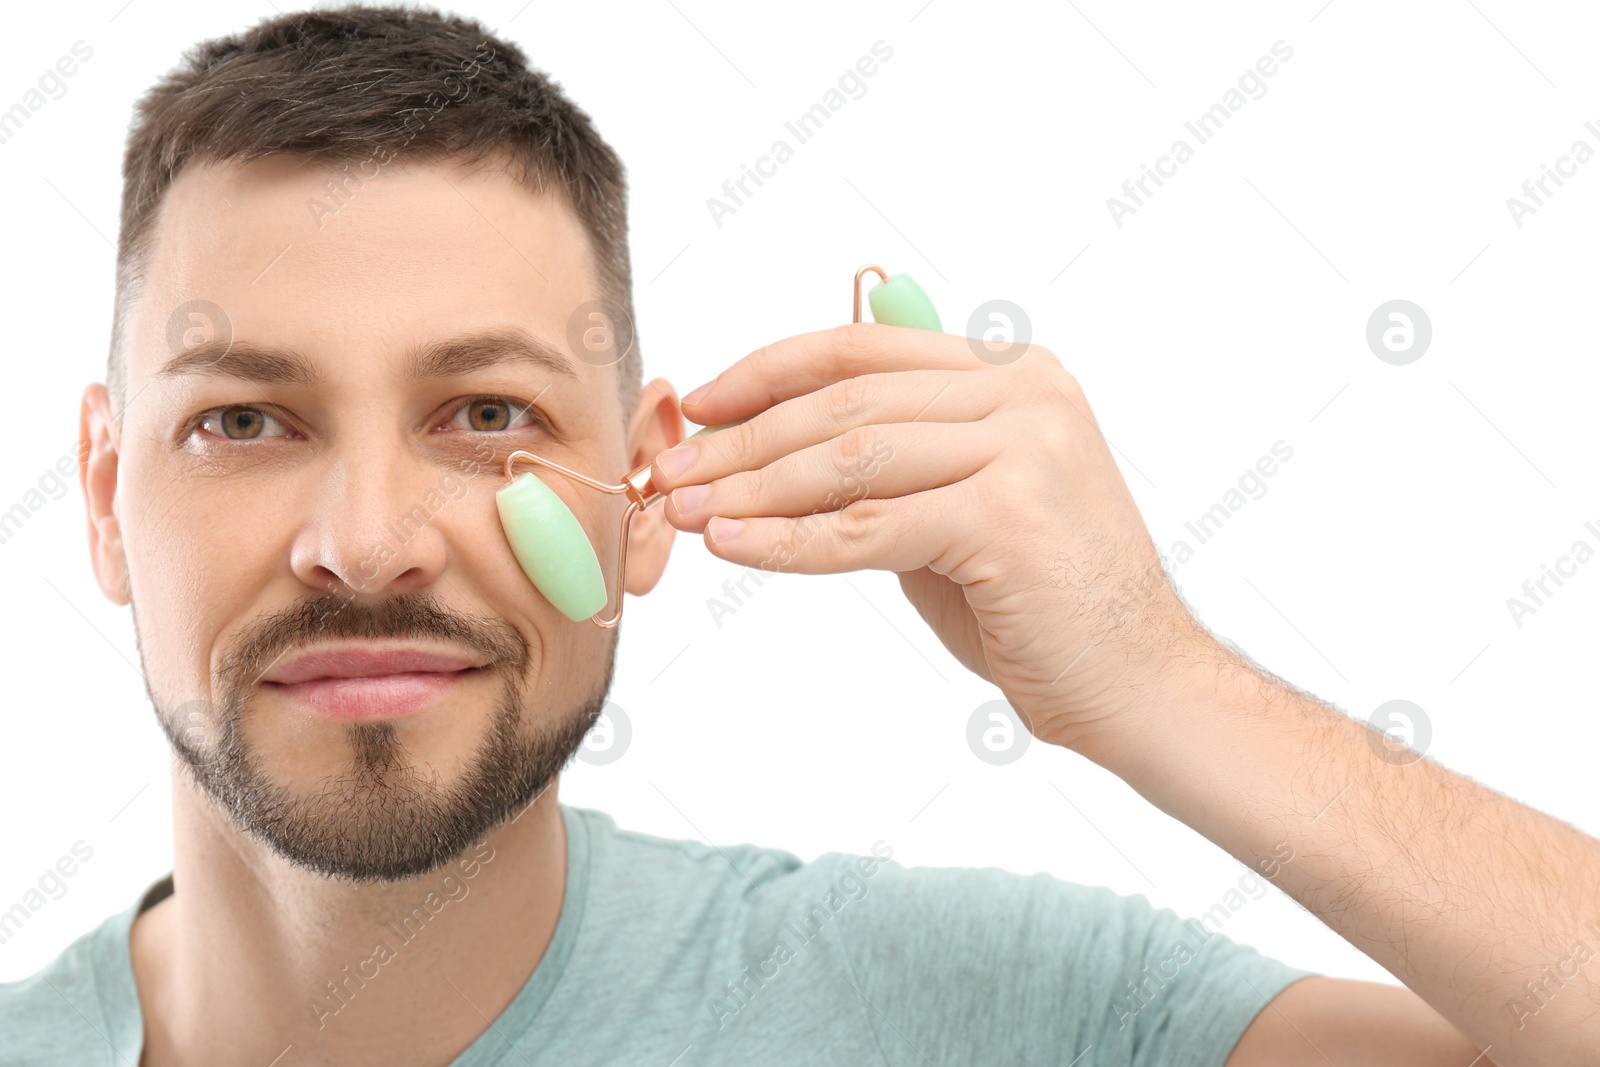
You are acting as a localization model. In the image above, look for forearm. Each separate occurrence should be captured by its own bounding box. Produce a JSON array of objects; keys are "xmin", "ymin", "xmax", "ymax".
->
[{"xmin": 1079, "ymin": 648, "xmax": 1600, "ymax": 1067}]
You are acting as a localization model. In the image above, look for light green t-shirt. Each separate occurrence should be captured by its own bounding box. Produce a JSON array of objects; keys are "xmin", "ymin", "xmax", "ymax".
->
[{"xmin": 0, "ymin": 804, "xmax": 1313, "ymax": 1065}]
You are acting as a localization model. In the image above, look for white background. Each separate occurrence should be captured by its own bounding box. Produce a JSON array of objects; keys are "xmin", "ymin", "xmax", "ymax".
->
[{"xmin": 1, "ymin": 0, "xmax": 1596, "ymax": 996}]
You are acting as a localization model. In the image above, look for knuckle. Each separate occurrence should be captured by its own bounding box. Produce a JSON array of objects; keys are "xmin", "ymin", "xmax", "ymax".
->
[
  {"xmin": 1016, "ymin": 343, "xmax": 1058, "ymax": 372},
  {"xmin": 1032, "ymin": 416, "xmax": 1074, "ymax": 459},
  {"xmin": 734, "ymin": 463, "xmax": 766, "ymax": 506},
  {"xmin": 828, "ymin": 321, "xmax": 878, "ymax": 363},
  {"xmin": 834, "ymin": 424, "xmax": 877, "ymax": 470},
  {"xmin": 834, "ymin": 498, "xmax": 881, "ymax": 548},
  {"xmin": 758, "ymin": 526, "xmax": 800, "ymax": 570},
  {"xmin": 723, "ymin": 415, "xmax": 762, "ymax": 465},
  {"xmin": 823, "ymin": 375, "xmax": 873, "ymax": 425},
  {"xmin": 1054, "ymin": 367, "xmax": 1086, "ymax": 404},
  {"xmin": 746, "ymin": 341, "xmax": 781, "ymax": 379}
]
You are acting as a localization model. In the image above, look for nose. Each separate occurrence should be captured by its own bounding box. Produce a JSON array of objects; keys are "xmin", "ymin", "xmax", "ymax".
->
[{"xmin": 289, "ymin": 442, "xmax": 458, "ymax": 600}]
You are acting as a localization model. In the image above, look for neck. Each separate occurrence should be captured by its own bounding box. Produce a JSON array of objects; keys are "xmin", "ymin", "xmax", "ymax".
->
[{"xmin": 131, "ymin": 763, "xmax": 567, "ymax": 1067}]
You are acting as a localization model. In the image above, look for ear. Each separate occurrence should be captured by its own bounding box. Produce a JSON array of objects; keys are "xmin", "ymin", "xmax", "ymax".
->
[
  {"xmin": 621, "ymin": 377, "xmax": 685, "ymax": 596},
  {"xmin": 80, "ymin": 383, "xmax": 130, "ymax": 605}
]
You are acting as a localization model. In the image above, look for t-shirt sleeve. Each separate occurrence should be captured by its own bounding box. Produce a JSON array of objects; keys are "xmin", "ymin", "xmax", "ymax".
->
[
  {"xmin": 0, "ymin": 920, "xmax": 135, "ymax": 1067},
  {"xmin": 830, "ymin": 857, "xmax": 1318, "ymax": 1067}
]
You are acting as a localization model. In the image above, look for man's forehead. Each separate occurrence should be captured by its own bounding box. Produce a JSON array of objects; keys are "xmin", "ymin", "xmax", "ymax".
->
[{"xmin": 129, "ymin": 155, "xmax": 601, "ymax": 387}]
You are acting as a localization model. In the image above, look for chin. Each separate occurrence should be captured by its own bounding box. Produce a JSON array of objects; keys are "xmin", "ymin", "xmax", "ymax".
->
[{"xmin": 164, "ymin": 676, "xmax": 604, "ymax": 884}]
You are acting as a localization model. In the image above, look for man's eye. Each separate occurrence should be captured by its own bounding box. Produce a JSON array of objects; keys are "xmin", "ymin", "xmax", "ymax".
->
[
  {"xmin": 448, "ymin": 397, "xmax": 544, "ymax": 433},
  {"xmin": 196, "ymin": 406, "xmax": 291, "ymax": 441}
]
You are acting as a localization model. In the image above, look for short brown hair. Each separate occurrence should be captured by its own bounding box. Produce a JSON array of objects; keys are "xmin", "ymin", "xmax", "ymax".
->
[{"xmin": 110, "ymin": 4, "xmax": 639, "ymax": 415}]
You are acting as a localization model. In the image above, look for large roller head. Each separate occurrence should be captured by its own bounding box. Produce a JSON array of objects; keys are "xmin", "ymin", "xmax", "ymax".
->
[{"xmin": 495, "ymin": 472, "xmax": 609, "ymax": 621}]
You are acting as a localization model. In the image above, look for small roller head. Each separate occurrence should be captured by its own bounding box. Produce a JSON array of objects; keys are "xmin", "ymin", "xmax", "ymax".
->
[
  {"xmin": 496, "ymin": 472, "xmax": 609, "ymax": 621},
  {"xmin": 868, "ymin": 273, "xmax": 942, "ymax": 332}
]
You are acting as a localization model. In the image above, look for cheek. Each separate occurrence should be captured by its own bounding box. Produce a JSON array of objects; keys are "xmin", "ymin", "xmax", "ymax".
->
[
  {"xmin": 451, "ymin": 478, "xmax": 617, "ymax": 686},
  {"xmin": 119, "ymin": 453, "xmax": 295, "ymax": 696}
]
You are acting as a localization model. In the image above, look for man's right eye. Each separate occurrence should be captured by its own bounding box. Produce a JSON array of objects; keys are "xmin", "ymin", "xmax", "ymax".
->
[{"xmin": 194, "ymin": 405, "xmax": 294, "ymax": 442}]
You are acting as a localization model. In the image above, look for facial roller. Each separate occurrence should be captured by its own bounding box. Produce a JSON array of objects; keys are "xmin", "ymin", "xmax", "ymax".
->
[{"xmin": 496, "ymin": 264, "xmax": 941, "ymax": 626}]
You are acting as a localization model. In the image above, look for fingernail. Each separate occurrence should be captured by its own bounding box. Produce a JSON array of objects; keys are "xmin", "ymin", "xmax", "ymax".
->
[
  {"xmin": 671, "ymin": 483, "xmax": 711, "ymax": 514},
  {"xmin": 707, "ymin": 516, "xmax": 745, "ymax": 543},
  {"xmin": 656, "ymin": 442, "xmax": 697, "ymax": 481},
  {"xmin": 682, "ymin": 377, "xmax": 718, "ymax": 406}
]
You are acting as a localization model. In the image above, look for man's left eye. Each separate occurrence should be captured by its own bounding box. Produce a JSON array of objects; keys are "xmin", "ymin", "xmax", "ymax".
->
[{"xmin": 447, "ymin": 397, "xmax": 544, "ymax": 433}]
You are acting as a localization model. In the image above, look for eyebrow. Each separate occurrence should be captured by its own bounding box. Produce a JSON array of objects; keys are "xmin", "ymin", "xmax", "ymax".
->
[{"xmin": 153, "ymin": 327, "xmax": 578, "ymax": 387}]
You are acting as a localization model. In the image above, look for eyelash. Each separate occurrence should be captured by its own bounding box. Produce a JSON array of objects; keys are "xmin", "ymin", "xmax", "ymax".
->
[{"xmin": 188, "ymin": 395, "xmax": 549, "ymax": 445}]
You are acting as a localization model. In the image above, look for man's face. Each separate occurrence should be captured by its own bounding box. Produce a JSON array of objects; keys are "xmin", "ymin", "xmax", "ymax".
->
[{"xmin": 96, "ymin": 155, "xmax": 638, "ymax": 883}]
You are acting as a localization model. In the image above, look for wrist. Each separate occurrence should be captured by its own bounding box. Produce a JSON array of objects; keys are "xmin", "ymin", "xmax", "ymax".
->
[{"xmin": 1050, "ymin": 636, "xmax": 1283, "ymax": 790}]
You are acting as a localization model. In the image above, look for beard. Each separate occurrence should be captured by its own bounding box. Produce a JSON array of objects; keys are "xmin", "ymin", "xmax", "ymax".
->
[{"xmin": 135, "ymin": 589, "xmax": 614, "ymax": 884}]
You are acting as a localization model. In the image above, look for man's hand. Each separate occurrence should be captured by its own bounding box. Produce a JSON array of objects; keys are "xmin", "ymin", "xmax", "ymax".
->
[
  {"xmin": 649, "ymin": 322, "xmax": 1212, "ymax": 753},
  {"xmin": 649, "ymin": 322, "xmax": 1600, "ymax": 1067}
]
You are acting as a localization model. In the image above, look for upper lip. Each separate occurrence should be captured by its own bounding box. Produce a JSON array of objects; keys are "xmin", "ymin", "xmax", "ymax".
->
[{"xmin": 260, "ymin": 643, "xmax": 489, "ymax": 685}]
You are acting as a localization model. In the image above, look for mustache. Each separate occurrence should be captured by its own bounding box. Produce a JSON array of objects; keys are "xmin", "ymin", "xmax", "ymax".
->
[{"xmin": 218, "ymin": 591, "xmax": 528, "ymax": 688}]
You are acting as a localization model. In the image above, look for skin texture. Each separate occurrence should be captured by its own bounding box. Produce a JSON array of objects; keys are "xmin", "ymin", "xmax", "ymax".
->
[
  {"xmin": 80, "ymin": 156, "xmax": 683, "ymax": 1065},
  {"xmin": 654, "ymin": 328, "xmax": 1600, "ymax": 1065}
]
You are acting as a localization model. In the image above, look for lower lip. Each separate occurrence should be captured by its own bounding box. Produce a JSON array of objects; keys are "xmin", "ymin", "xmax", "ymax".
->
[{"xmin": 267, "ymin": 669, "xmax": 483, "ymax": 722}]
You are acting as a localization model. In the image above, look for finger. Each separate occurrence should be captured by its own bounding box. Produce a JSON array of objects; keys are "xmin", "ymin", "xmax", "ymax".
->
[
  {"xmin": 680, "ymin": 322, "xmax": 1040, "ymax": 423},
  {"xmin": 654, "ymin": 369, "xmax": 996, "ymax": 491},
  {"xmin": 665, "ymin": 421, "xmax": 999, "ymax": 534},
  {"xmin": 701, "ymin": 480, "xmax": 974, "ymax": 576}
]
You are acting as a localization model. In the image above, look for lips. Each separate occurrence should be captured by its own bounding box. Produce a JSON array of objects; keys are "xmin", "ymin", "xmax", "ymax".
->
[
  {"xmin": 262, "ymin": 646, "xmax": 486, "ymax": 685},
  {"xmin": 261, "ymin": 644, "xmax": 489, "ymax": 722}
]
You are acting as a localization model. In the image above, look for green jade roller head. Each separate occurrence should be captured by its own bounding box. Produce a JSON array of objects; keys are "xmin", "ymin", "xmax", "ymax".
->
[{"xmin": 496, "ymin": 264, "xmax": 940, "ymax": 626}]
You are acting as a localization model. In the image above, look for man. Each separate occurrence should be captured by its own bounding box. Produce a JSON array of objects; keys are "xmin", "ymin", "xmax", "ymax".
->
[{"xmin": 2, "ymin": 5, "xmax": 1593, "ymax": 1064}]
